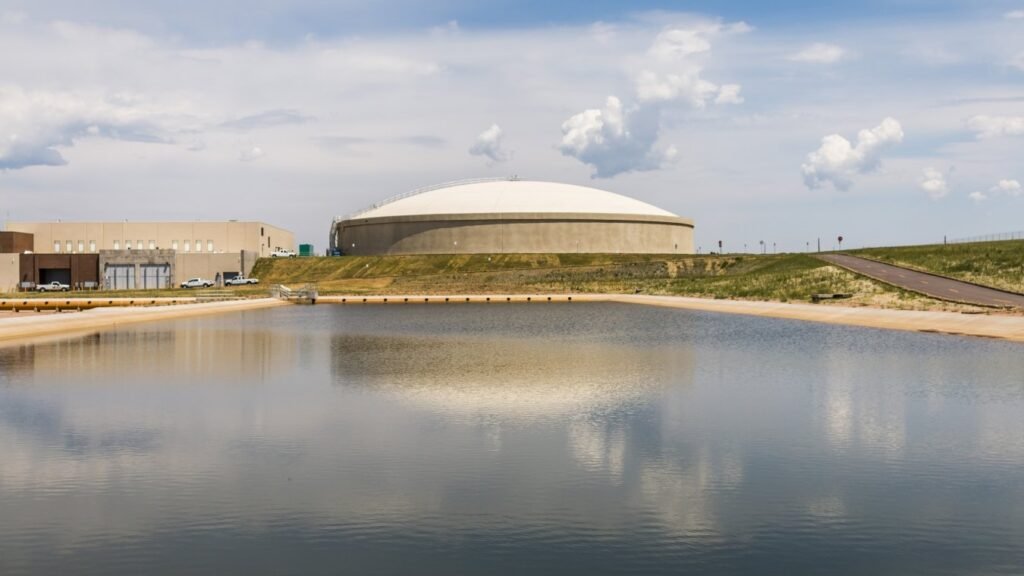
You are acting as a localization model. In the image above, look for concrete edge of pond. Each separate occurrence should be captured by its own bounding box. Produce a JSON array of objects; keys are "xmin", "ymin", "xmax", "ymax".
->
[
  {"xmin": 1, "ymin": 294, "xmax": 1021, "ymax": 346},
  {"xmin": 0, "ymin": 298, "xmax": 288, "ymax": 346},
  {"xmin": 315, "ymin": 293, "xmax": 1024, "ymax": 343}
]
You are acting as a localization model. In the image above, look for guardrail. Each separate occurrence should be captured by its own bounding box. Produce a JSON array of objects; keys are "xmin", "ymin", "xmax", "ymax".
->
[{"xmin": 271, "ymin": 284, "xmax": 317, "ymax": 304}]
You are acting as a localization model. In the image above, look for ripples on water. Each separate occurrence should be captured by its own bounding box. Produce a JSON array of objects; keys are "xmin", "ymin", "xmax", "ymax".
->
[{"xmin": 1, "ymin": 303, "xmax": 1023, "ymax": 575}]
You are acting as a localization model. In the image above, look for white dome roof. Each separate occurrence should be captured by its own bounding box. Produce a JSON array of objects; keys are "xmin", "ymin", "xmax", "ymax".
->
[{"xmin": 349, "ymin": 179, "xmax": 678, "ymax": 219}]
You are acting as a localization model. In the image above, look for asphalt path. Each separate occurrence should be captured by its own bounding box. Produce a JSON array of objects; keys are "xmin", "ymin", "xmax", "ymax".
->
[{"xmin": 819, "ymin": 254, "xmax": 1024, "ymax": 309}]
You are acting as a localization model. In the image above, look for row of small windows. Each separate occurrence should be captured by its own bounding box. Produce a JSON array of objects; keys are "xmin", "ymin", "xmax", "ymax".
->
[{"xmin": 51, "ymin": 240, "xmax": 215, "ymax": 253}]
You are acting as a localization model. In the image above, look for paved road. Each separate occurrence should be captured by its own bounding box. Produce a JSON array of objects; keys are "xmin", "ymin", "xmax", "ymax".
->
[{"xmin": 819, "ymin": 254, "xmax": 1024, "ymax": 308}]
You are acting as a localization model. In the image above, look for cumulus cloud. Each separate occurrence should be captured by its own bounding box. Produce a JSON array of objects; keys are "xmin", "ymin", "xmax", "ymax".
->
[
  {"xmin": 636, "ymin": 24, "xmax": 743, "ymax": 109},
  {"xmin": 991, "ymin": 178, "xmax": 1022, "ymax": 196},
  {"xmin": 969, "ymin": 179, "xmax": 1020, "ymax": 202},
  {"xmin": 789, "ymin": 43, "xmax": 847, "ymax": 64},
  {"xmin": 0, "ymin": 87, "xmax": 171, "ymax": 170},
  {"xmin": 648, "ymin": 28, "xmax": 712, "ymax": 61},
  {"xmin": 967, "ymin": 115, "xmax": 1024, "ymax": 138},
  {"xmin": 562, "ymin": 23, "xmax": 742, "ymax": 177},
  {"xmin": 635, "ymin": 70, "xmax": 719, "ymax": 106},
  {"xmin": 919, "ymin": 167, "xmax": 949, "ymax": 199},
  {"xmin": 558, "ymin": 96, "xmax": 673, "ymax": 178},
  {"xmin": 801, "ymin": 117, "xmax": 904, "ymax": 190},
  {"xmin": 468, "ymin": 124, "xmax": 510, "ymax": 162}
]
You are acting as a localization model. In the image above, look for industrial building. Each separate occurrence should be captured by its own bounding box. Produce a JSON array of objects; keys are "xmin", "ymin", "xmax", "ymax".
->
[
  {"xmin": 0, "ymin": 221, "xmax": 294, "ymax": 292},
  {"xmin": 330, "ymin": 178, "xmax": 694, "ymax": 255}
]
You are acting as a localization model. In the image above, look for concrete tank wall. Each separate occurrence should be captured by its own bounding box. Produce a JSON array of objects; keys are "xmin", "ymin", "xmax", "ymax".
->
[{"xmin": 334, "ymin": 213, "xmax": 694, "ymax": 255}]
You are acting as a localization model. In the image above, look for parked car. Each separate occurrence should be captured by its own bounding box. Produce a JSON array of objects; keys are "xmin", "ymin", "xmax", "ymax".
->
[
  {"xmin": 225, "ymin": 276, "xmax": 259, "ymax": 286},
  {"xmin": 271, "ymin": 249, "xmax": 297, "ymax": 258},
  {"xmin": 36, "ymin": 281, "xmax": 70, "ymax": 292},
  {"xmin": 180, "ymin": 278, "xmax": 213, "ymax": 289}
]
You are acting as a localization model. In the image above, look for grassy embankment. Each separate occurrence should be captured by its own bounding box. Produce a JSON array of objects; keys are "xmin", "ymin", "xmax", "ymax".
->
[
  {"xmin": 851, "ymin": 240, "xmax": 1024, "ymax": 294},
  {"xmin": 7, "ymin": 243, "xmax": 1019, "ymax": 310},
  {"xmin": 250, "ymin": 253, "xmax": 955, "ymax": 309}
]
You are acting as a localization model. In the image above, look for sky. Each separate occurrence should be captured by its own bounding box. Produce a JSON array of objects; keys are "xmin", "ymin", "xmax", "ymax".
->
[{"xmin": 0, "ymin": 1, "xmax": 1022, "ymax": 251}]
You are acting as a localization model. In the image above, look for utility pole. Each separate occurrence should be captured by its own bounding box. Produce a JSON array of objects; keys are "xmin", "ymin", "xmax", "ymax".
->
[{"xmin": 817, "ymin": 238, "xmax": 820, "ymax": 253}]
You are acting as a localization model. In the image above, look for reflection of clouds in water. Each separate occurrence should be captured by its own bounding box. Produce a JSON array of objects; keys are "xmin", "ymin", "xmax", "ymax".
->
[
  {"xmin": 819, "ymin": 350, "xmax": 906, "ymax": 456},
  {"xmin": 638, "ymin": 446, "xmax": 744, "ymax": 538},
  {"xmin": 569, "ymin": 420, "xmax": 626, "ymax": 481},
  {"xmin": 3, "ymin": 305, "xmax": 1024, "ymax": 572},
  {"xmin": 330, "ymin": 334, "xmax": 694, "ymax": 421}
]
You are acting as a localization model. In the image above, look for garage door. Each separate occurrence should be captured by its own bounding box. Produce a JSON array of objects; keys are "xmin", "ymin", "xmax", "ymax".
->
[
  {"xmin": 40, "ymin": 268, "xmax": 72, "ymax": 285},
  {"xmin": 104, "ymin": 265, "xmax": 135, "ymax": 290},
  {"xmin": 140, "ymin": 265, "xmax": 171, "ymax": 289}
]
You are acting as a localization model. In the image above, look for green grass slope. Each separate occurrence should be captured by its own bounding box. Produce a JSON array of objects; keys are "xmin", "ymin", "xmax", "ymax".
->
[
  {"xmin": 851, "ymin": 240, "xmax": 1024, "ymax": 294},
  {"xmin": 252, "ymin": 253, "xmax": 922, "ymax": 306}
]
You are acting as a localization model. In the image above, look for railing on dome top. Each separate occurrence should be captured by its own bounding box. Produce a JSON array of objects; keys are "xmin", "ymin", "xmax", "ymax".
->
[{"xmin": 333, "ymin": 176, "xmax": 521, "ymax": 224}]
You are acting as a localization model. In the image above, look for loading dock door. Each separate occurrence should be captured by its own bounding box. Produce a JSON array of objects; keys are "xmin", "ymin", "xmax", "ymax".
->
[
  {"xmin": 104, "ymin": 265, "xmax": 136, "ymax": 290},
  {"xmin": 140, "ymin": 264, "xmax": 171, "ymax": 289},
  {"xmin": 40, "ymin": 268, "xmax": 72, "ymax": 285}
]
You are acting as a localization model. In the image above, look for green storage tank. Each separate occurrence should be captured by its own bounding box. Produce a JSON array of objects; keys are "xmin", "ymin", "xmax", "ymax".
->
[{"xmin": 299, "ymin": 243, "xmax": 314, "ymax": 257}]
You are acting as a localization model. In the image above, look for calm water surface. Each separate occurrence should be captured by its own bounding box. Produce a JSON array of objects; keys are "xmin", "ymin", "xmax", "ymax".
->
[{"xmin": 1, "ymin": 303, "xmax": 1023, "ymax": 575}]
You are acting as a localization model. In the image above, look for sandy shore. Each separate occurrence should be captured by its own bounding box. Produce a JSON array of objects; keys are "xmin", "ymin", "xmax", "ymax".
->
[
  {"xmin": 2, "ymin": 293, "xmax": 1021, "ymax": 346},
  {"xmin": 0, "ymin": 298, "xmax": 287, "ymax": 346},
  {"xmin": 316, "ymin": 294, "xmax": 1024, "ymax": 343},
  {"xmin": 605, "ymin": 294, "xmax": 1024, "ymax": 342}
]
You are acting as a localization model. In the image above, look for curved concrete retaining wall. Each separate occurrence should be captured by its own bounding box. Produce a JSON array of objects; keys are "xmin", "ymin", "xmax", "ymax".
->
[{"xmin": 332, "ymin": 212, "xmax": 695, "ymax": 255}]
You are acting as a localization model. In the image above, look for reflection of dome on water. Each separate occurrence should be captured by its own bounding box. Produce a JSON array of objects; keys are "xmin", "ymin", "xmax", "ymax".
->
[{"xmin": 330, "ymin": 333, "xmax": 695, "ymax": 420}]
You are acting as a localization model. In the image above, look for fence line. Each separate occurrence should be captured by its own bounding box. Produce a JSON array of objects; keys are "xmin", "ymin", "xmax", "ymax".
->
[{"xmin": 948, "ymin": 231, "xmax": 1024, "ymax": 244}]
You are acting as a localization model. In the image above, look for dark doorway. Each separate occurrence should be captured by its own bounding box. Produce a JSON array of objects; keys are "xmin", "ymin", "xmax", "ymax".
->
[{"xmin": 40, "ymin": 268, "xmax": 72, "ymax": 285}]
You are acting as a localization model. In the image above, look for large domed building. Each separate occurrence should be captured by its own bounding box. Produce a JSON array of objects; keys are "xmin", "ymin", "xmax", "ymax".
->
[{"xmin": 329, "ymin": 178, "xmax": 694, "ymax": 255}]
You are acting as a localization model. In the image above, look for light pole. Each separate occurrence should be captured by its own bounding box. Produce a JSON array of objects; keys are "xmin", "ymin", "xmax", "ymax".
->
[{"xmin": 759, "ymin": 240, "xmax": 765, "ymax": 255}]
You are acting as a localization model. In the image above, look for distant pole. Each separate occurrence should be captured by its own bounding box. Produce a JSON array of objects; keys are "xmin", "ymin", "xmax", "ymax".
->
[{"xmin": 817, "ymin": 238, "xmax": 820, "ymax": 253}]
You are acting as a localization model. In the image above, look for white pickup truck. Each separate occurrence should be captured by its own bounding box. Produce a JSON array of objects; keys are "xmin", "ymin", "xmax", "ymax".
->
[
  {"xmin": 270, "ymin": 249, "xmax": 296, "ymax": 258},
  {"xmin": 225, "ymin": 276, "xmax": 259, "ymax": 286},
  {"xmin": 36, "ymin": 281, "xmax": 70, "ymax": 292},
  {"xmin": 180, "ymin": 278, "xmax": 213, "ymax": 289}
]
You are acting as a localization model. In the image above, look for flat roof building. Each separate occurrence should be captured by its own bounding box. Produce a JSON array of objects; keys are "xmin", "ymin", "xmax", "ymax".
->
[
  {"xmin": 1, "ymin": 221, "xmax": 294, "ymax": 292},
  {"xmin": 5, "ymin": 220, "xmax": 293, "ymax": 257}
]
